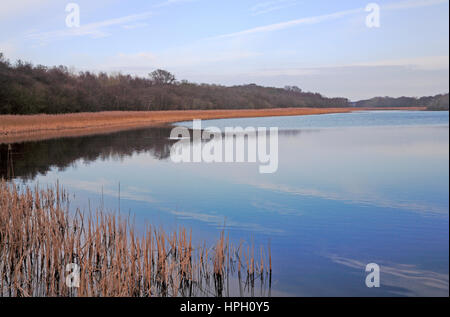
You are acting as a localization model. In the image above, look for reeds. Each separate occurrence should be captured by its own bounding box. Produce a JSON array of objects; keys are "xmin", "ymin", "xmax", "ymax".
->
[
  {"xmin": 0, "ymin": 180, "xmax": 271, "ymax": 297},
  {"xmin": 0, "ymin": 108, "xmax": 376, "ymax": 144}
]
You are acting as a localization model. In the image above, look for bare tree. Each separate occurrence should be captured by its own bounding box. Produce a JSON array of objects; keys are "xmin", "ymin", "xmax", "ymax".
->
[{"xmin": 149, "ymin": 69, "xmax": 176, "ymax": 85}]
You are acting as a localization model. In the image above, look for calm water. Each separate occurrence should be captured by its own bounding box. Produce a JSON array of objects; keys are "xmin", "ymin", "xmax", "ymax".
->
[{"xmin": 2, "ymin": 111, "xmax": 449, "ymax": 296}]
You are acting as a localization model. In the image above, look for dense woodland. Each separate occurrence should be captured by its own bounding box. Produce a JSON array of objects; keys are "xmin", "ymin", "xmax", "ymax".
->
[
  {"xmin": 0, "ymin": 53, "xmax": 448, "ymax": 114},
  {"xmin": 354, "ymin": 94, "xmax": 449, "ymax": 110}
]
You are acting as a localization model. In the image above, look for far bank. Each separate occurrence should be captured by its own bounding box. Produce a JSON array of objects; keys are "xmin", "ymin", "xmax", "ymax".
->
[{"xmin": 0, "ymin": 107, "xmax": 426, "ymax": 144}]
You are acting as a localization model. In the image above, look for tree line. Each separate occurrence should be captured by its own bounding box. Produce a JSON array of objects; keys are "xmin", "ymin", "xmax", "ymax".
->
[
  {"xmin": 0, "ymin": 53, "xmax": 447, "ymax": 114},
  {"xmin": 353, "ymin": 94, "xmax": 449, "ymax": 110},
  {"xmin": 0, "ymin": 53, "xmax": 349, "ymax": 114}
]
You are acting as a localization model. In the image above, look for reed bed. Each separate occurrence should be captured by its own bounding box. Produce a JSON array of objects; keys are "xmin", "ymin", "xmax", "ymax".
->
[
  {"xmin": 0, "ymin": 107, "xmax": 427, "ymax": 144},
  {"xmin": 0, "ymin": 180, "xmax": 271, "ymax": 297},
  {"xmin": 0, "ymin": 108, "xmax": 379, "ymax": 144},
  {"xmin": 0, "ymin": 108, "xmax": 355, "ymax": 135}
]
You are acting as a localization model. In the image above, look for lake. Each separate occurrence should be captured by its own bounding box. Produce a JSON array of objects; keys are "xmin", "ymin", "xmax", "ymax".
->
[{"xmin": 2, "ymin": 110, "xmax": 449, "ymax": 296}]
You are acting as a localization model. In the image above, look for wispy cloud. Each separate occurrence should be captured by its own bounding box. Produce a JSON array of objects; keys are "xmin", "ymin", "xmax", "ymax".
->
[
  {"xmin": 243, "ymin": 181, "xmax": 448, "ymax": 215},
  {"xmin": 26, "ymin": 11, "xmax": 153, "ymax": 43},
  {"xmin": 122, "ymin": 22, "xmax": 149, "ymax": 30},
  {"xmin": 349, "ymin": 55, "xmax": 450, "ymax": 70},
  {"xmin": 211, "ymin": 7, "xmax": 363, "ymax": 39},
  {"xmin": 24, "ymin": 0, "xmax": 198, "ymax": 43},
  {"xmin": 383, "ymin": 0, "xmax": 449, "ymax": 10},
  {"xmin": 211, "ymin": 0, "xmax": 449, "ymax": 39},
  {"xmin": 250, "ymin": 0, "xmax": 300, "ymax": 16},
  {"xmin": 158, "ymin": 206, "xmax": 284, "ymax": 234},
  {"xmin": 98, "ymin": 49, "xmax": 260, "ymax": 75},
  {"xmin": 328, "ymin": 255, "xmax": 449, "ymax": 296},
  {"xmin": 255, "ymin": 55, "xmax": 450, "ymax": 75},
  {"xmin": 53, "ymin": 178, "xmax": 158, "ymax": 204},
  {"xmin": 0, "ymin": 0, "xmax": 55, "ymax": 20},
  {"xmin": 153, "ymin": 0, "xmax": 198, "ymax": 8}
]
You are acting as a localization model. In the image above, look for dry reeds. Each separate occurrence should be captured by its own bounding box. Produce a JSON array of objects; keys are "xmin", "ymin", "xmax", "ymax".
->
[
  {"xmin": 0, "ymin": 180, "xmax": 271, "ymax": 297},
  {"xmin": 0, "ymin": 107, "xmax": 400, "ymax": 144}
]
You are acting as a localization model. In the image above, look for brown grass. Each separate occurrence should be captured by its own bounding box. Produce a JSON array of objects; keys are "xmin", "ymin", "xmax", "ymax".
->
[
  {"xmin": 0, "ymin": 180, "xmax": 271, "ymax": 297},
  {"xmin": 0, "ymin": 107, "xmax": 426, "ymax": 144}
]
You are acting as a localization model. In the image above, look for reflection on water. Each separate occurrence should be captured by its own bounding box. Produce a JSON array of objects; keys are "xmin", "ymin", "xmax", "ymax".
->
[
  {"xmin": 0, "ymin": 126, "xmax": 175, "ymax": 180},
  {"xmin": 1, "ymin": 111, "xmax": 448, "ymax": 296}
]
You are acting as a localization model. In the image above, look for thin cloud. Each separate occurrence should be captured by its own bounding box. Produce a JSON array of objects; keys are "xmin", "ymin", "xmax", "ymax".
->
[
  {"xmin": 383, "ymin": 0, "xmax": 449, "ymax": 10},
  {"xmin": 250, "ymin": 0, "xmax": 299, "ymax": 16},
  {"xmin": 211, "ymin": 0, "xmax": 448, "ymax": 39},
  {"xmin": 244, "ymin": 181, "xmax": 448, "ymax": 215},
  {"xmin": 259, "ymin": 55, "xmax": 450, "ymax": 73},
  {"xmin": 26, "ymin": 11, "xmax": 153, "ymax": 43},
  {"xmin": 328, "ymin": 255, "xmax": 449, "ymax": 296},
  {"xmin": 122, "ymin": 22, "xmax": 149, "ymax": 30},
  {"xmin": 153, "ymin": 0, "xmax": 198, "ymax": 8},
  {"xmin": 158, "ymin": 206, "xmax": 284, "ymax": 234},
  {"xmin": 349, "ymin": 55, "xmax": 450, "ymax": 70},
  {"xmin": 211, "ymin": 8, "xmax": 363, "ymax": 39},
  {"xmin": 0, "ymin": 0, "xmax": 55, "ymax": 20},
  {"xmin": 52, "ymin": 178, "xmax": 158, "ymax": 204}
]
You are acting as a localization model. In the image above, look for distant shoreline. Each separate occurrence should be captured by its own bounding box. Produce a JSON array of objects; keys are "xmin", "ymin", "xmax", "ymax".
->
[{"xmin": 0, "ymin": 107, "xmax": 426, "ymax": 144}]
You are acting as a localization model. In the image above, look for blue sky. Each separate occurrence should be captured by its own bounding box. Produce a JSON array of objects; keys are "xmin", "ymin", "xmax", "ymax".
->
[{"xmin": 0, "ymin": 0, "xmax": 448, "ymax": 100}]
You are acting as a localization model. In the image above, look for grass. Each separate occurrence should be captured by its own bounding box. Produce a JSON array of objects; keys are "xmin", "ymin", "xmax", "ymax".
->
[
  {"xmin": 0, "ymin": 107, "xmax": 426, "ymax": 144},
  {"xmin": 0, "ymin": 180, "xmax": 272, "ymax": 297}
]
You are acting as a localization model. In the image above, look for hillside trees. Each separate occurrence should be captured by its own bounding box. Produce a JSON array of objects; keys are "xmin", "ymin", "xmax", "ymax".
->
[{"xmin": 2, "ymin": 53, "xmax": 446, "ymax": 114}]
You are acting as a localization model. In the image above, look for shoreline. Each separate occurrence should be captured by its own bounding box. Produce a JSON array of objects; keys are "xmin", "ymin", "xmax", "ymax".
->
[{"xmin": 0, "ymin": 107, "xmax": 426, "ymax": 144}]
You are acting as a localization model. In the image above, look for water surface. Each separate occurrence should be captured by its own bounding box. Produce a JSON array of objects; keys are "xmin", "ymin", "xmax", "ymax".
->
[{"xmin": 2, "ymin": 110, "xmax": 448, "ymax": 296}]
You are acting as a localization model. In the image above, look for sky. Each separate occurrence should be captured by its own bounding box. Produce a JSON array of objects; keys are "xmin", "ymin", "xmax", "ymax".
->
[{"xmin": 0, "ymin": 0, "xmax": 448, "ymax": 100}]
